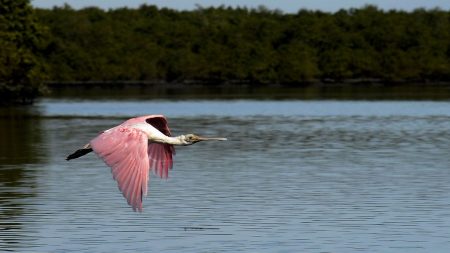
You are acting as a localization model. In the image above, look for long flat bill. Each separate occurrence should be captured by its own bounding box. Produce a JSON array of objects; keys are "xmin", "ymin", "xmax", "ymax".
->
[{"xmin": 198, "ymin": 137, "xmax": 227, "ymax": 141}]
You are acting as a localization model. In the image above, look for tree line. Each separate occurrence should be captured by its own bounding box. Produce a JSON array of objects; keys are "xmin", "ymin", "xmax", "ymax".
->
[
  {"xmin": 2, "ymin": 1, "xmax": 450, "ymax": 104},
  {"xmin": 1, "ymin": 0, "xmax": 47, "ymax": 105},
  {"xmin": 34, "ymin": 4, "xmax": 450, "ymax": 84}
]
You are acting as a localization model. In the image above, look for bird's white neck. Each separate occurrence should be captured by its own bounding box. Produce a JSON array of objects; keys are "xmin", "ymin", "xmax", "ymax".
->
[
  {"xmin": 160, "ymin": 135, "xmax": 186, "ymax": 145},
  {"xmin": 132, "ymin": 123, "xmax": 186, "ymax": 145},
  {"xmin": 145, "ymin": 133, "xmax": 186, "ymax": 145}
]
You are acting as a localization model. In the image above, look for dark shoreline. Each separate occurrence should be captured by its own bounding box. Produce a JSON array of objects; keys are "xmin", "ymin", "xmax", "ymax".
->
[
  {"xmin": 45, "ymin": 79, "xmax": 450, "ymax": 88},
  {"xmin": 45, "ymin": 80, "xmax": 450, "ymax": 101}
]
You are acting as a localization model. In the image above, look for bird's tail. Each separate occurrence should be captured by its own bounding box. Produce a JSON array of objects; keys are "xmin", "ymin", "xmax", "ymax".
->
[{"xmin": 66, "ymin": 144, "xmax": 93, "ymax": 160}]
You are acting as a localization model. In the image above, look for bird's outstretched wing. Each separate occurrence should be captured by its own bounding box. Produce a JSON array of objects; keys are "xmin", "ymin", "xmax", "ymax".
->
[
  {"xmin": 145, "ymin": 116, "xmax": 172, "ymax": 136},
  {"xmin": 145, "ymin": 116, "xmax": 175, "ymax": 178},
  {"xmin": 121, "ymin": 115, "xmax": 172, "ymax": 136},
  {"xmin": 148, "ymin": 143, "xmax": 175, "ymax": 178},
  {"xmin": 90, "ymin": 126, "xmax": 149, "ymax": 212},
  {"xmin": 121, "ymin": 115, "xmax": 175, "ymax": 179}
]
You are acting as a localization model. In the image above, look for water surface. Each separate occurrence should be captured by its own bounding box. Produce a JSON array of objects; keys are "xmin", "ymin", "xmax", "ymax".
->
[{"xmin": 1, "ymin": 99, "xmax": 450, "ymax": 252}]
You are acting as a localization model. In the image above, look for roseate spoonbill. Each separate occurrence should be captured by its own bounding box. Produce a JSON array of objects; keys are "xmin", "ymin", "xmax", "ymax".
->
[{"xmin": 66, "ymin": 115, "xmax": 226, "ymax": 211}]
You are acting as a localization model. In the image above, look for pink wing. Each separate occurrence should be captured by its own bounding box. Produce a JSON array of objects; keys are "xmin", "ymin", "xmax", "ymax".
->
[
  {"xmin": 90, "ymin": 126, "xmax": 149, "ymax": 212},
  {"xmin": 145, "ymin": 116, "xmax": 175, "ymax": 178},
  {"xmin": 121, "ymin": 115, "xmax": 175, "ymax": 179},
  {"xmin": 148, "ymin": 143, "xmax": 175, "ymax": 178},
  {"xmin": 120, "ymin": 115, "xmax": 172, "ymax": 136}
]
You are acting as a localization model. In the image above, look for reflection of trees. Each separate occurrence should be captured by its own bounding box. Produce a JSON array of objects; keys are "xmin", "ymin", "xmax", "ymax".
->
[{"xmin": 0, "ymin": 107, "xmax": 44, "ymax": 250}]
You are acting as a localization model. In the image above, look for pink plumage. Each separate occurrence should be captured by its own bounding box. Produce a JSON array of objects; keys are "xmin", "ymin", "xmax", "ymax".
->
[
  {"xmin": 66, "ymin": 114, "xmax": 226, "ymax": 212},
  {"xmin": 90, "ymin": 115, "xmax": 175, "ymax": 212}
]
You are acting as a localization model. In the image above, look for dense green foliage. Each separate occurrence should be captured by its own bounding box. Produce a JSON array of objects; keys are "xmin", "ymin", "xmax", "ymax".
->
[
  {"xmin": 0, "ymin": 0, "xmax": 48, "ymax": 104},
  {"xmin": 34, "ymin": 5, "xmax": 450, "ymax": 84},
  {"xmin": 3, "ymin": 3, "xmax": 449, "ymax": 105}
]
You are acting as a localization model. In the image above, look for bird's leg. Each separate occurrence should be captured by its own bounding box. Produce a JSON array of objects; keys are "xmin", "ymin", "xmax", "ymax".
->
[{"xmin": 66, "ymin": 143, "xmax": 93, "ymax": 160}]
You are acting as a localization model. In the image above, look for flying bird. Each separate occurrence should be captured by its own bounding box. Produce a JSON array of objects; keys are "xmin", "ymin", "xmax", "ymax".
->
[{"xmin": 66, "ymin": 115, "xmax": 226, "ymax": 211}]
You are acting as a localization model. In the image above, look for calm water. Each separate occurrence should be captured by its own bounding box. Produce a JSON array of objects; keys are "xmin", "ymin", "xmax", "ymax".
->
[{"xmin": 1, "ymin": 99, "xmax": 450, "ymax": 252}]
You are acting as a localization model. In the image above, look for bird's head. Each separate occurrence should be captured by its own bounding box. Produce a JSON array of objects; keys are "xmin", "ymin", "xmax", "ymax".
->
[{"xmin": 181, "ymin": 134, "xmax": 227, "ymax": 145}]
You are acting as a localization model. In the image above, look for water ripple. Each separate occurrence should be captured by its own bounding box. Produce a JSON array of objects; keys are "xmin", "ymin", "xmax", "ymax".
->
[{"xmin": 1, "ymin": 101, "xmax": 450, "ymax": 252}]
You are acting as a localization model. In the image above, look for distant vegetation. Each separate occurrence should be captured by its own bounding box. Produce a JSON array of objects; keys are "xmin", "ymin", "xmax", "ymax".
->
[
  {"xmin": 34, "ymin": 4, "xmax": 450, "ymax": 84},
  {"xmin": 2, "ymin": 2, "xmax": 450, "ymax": 104},
  {"xmin": 0, "ymin": 0, "xmax": 48, "ymax": 105}
]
